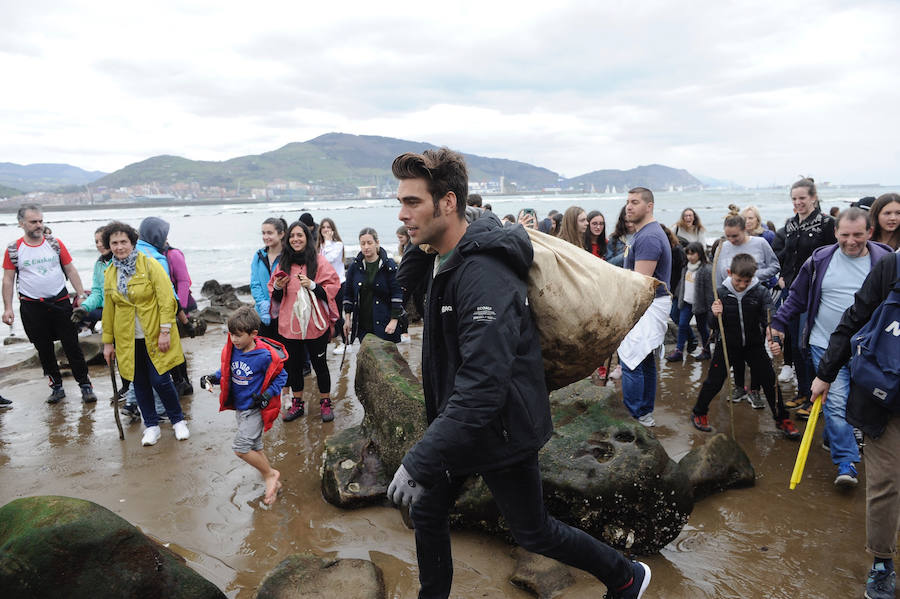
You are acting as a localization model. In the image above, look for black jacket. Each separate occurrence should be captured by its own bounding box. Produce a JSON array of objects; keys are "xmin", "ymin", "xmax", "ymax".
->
[
  {"xmin": 711, "ymin": 278, "xmax": 774, "ymax": 349},
  {"xmin": 401, "ymin": 214, "xmax": 553, "ymax": 486},
  {"xmin": 779, "ymin": 208, "xmax": 836, "ymax": 287},
  {"xmin": 817, "ymin": 252, "xmax": 899, "ymax": 438}
]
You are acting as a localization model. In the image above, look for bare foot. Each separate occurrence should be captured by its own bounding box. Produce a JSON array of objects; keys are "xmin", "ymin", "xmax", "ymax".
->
[{"xmin": 263, "ymin": 469, "xmax": 282, "ymax": 505}]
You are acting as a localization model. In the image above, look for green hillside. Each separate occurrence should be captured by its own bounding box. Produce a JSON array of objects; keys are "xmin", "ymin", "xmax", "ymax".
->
[
  {"xmin": 93, "ymin": 133, "xmax": 559, "ymax": 192},
  {"xmin": 0, "ymin": 183, "xmax": 22, "ymax": 198}
]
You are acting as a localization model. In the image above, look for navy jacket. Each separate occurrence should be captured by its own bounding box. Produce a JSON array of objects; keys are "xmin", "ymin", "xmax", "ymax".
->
[
  {"xmin": 344, "ymin": 247, "xmax": 403, "ymax": 343},
  {"xmin": 401, "ymin": 214, "xmax": 553, "ymax": 487}
]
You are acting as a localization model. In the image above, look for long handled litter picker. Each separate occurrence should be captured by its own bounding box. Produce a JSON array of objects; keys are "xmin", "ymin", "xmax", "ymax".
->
[
  {"xmin": 789, "ymin": 396, "xmax": 822, "ymax": 489},
  {"xmin": 711, "ymin": 244, "xmax": 736, "ymax": 438}
]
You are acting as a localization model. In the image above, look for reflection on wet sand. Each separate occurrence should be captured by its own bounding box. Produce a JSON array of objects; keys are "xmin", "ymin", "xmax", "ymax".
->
[{"xmin": 0, "ymin": 324, "xmax": 871, "ymax": 598}]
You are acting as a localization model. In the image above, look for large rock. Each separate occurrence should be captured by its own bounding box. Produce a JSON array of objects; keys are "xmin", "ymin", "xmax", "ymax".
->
[
  {"xmin": 0, "ymin": 495, "xmax": 225, "ymax": 599},
  {"xmin": 539, "ymin": 381, "xmax": 693, "ymax": 554},
  {"xmin": 353, "ymin": 335, "xmax": 426, "ymax": 474},
  {"xmin": 678, "ymin": 433, "xmax": 755, "ymax": 500},
  {"xmin": 321, "ymin": 426, "xmax": 389, "ymax": 508},
  {"xmin": 446, "ymin": 381, "xmax": 694, "ymax": 554},
  {"xmin": 256, "ymin": 552, "xmax": 385, "ymax": 599}
]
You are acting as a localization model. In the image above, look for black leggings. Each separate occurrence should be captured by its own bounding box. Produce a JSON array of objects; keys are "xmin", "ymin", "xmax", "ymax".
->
[{"xmin": 282, "ymin": 331, "xmax": 331, "ymax": 394}]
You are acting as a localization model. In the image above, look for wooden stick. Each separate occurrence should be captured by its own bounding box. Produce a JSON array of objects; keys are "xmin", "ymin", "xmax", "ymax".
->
[
  {"xmin": 711, "ymin": 244, "xmax": 736, "ymax": 438},
  {"xmin": 109, "ymin": 359, "xmax": 125, "ymax": 440}
]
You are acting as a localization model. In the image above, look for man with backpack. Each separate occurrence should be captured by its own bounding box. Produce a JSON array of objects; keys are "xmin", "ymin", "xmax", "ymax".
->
[
  {"xmin": 810, "ymin": 249, "xmax": 900, "ymax": 599},
  {"xmin": 770, "ymin": 208, "xmax": 892, "ymax": 487},
  {"xmin": 2, "ymin": 204, "xmax": 97, "ymax": 403}
]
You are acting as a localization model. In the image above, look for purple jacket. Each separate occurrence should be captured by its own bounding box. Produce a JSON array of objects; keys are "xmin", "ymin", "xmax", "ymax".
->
[
  {"xmin": 772, "ymin": 241, "xmax": 893, "ymax": 348},
  {"xmin": 165, "ymin": 246, "xmax": 195, "ymax": 310}
]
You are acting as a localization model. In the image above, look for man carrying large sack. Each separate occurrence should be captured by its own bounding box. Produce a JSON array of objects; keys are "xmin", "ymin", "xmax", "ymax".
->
[
  {"xmin": 387, "ymin": 148, "xmax": 651, "ymax": 599},
  {"xmin": 618, "ymin": 187, "xmax": 672, "ymax": 427}
]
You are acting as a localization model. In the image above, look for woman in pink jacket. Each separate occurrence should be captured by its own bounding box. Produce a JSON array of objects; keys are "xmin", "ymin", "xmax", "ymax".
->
[{"xmin": 269, "ymin": 221, "xmax": 340, "ymax": 423}]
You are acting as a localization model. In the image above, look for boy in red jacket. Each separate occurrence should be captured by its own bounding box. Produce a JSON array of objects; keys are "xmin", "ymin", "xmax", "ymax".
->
[{"xmin": 202, "ymin": 306, "xmax": 288, "ymax": 505}]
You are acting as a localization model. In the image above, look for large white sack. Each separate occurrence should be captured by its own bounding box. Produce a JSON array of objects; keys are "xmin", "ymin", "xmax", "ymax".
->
[{"xmin": 525, "ymin": 228, "xmax": 660, "ymax": 390}]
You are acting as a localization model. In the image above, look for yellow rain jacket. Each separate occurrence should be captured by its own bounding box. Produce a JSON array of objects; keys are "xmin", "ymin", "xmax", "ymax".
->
[{"xmin": 101, "ymin": 253, "xmax": 184, "ymax": 380}]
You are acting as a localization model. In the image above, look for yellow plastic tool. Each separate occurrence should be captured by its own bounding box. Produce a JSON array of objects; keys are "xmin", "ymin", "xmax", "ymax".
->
[{"xmin": 789, "ymin": 396, "xmax": 823, "ymax": 490}]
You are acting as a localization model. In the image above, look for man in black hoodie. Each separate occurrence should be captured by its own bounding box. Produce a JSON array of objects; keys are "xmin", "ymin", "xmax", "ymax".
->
[{"xmin": 387, "ymin": 149, "xmax": 650, "ymax": 599}]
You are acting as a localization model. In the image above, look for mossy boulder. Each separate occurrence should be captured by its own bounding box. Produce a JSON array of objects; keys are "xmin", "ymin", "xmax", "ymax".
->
[
  {"xmin": 256, "ymin": 552, "xmax": 385, "ymax": 599},
  {"xmin": 0, "ymin": 495, "xmax": 224, "ymax": 599},
  {"xmin": 678, "ymin": 433, "xmax": 755, "ymax": 500},
  {"xmin": 354, "ymin": 335, "xmax": 426, "ymax": 473},
  {"xmin": 447, "ymin": 381, "xmax": 694, "ymax": 554},
  {"xmin": 539, "ymin": 381, "xmax": 693, "ymax": 554},
  {"xmin": 321, "ymin": 426, "xmax": 390, "ymax": 508}
]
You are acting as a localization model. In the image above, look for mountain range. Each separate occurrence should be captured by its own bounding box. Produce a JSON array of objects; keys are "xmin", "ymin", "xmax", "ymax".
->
[
  {"xmin": 0, "ymin": 163, "xmax": 107, "ymax": 193},
  {"xmin": 3, "ymin": 133, "xmax": 704, "ymax": 194}
]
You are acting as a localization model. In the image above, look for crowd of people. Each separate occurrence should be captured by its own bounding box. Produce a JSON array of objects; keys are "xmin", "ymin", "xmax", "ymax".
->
[{"xmin": 2, "ymin": 171, "xmax": 899, "ymax": 598}]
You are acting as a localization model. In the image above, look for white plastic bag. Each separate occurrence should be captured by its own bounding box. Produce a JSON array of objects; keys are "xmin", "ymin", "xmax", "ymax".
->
[
  {"xmin": 290, "ymin": 287, "xmax": 327, "ymax": 339},
  {"xmin": 525, "ymin": 228, "xmax": 659, "ymax": 389}
]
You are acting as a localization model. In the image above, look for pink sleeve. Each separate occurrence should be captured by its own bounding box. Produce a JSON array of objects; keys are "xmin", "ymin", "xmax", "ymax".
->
[
  {"xmin": 167, "ymin": 248, "xmax": 192, "ymax": 309},
  {"xmin": 56, "ymin": 239, "xmax": 73, "ymax": 265}
]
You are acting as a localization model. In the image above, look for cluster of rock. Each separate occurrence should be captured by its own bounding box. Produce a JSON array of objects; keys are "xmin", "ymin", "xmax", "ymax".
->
[
  {"xmin": 197, "ymin": 279, "xmax": 249, "ymax": 325},
  {"xmin": 322, "ymin": 336, "xmax": 755, "ymax": 556}
]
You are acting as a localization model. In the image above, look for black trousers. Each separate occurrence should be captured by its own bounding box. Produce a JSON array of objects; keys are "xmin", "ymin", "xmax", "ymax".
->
[
  {"xmin": 692, "ymin": 342, "xmax": 787, "ymax": 421},
  {"xmin": 410, "ymin": 453, "xmax": 633, "ymax": 598},
  {"xmin": 282, "ymin": 331, "xmax": 330, "ymax": 394},
  {"xmin": 19, "ymin": 292, "xmax": 90, "ymax": 386}
]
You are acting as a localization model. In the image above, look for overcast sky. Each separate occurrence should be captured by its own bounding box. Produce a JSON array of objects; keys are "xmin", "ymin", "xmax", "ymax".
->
[{"xmin": 1, "ymin": 0, "xmax": 898, "ymax": 186}]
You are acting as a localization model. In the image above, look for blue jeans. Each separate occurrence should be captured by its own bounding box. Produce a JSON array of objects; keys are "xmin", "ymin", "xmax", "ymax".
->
[
  {"xmin": 676, "ymin": 303, "xmax": 709, "ymax": 351},
  {"xmin": 810, "ymin": 345, "xmax": 859, "ymax": 465},
  {"xmin": 132, "ymin": 339, "xmax": 184, "ymax": 428},
  {"xmin": 410, "ymin": 453, "xmax": 633, "ymax": 598},
  {"xmin": 621, "ymin": 352, "xmax": 656, "ymax": 418},
  {"xmin": 672, "ymin": 302, "xmax": 695, "ymax": 349}
]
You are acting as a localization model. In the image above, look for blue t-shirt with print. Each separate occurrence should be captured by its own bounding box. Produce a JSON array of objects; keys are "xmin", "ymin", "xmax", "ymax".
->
[
  {"xmin": 212, "ymin": 345, "xmax": 286, "ymax": 411},
  {"xmin": 624, "ymin": 221, "xmax": 672, "ymax": 298}
]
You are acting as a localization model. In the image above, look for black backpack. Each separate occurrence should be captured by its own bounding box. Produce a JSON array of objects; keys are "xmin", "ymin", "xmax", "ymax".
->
[{"xmin": 849, "ymin": 254, "xmax": 900, "ymax": 410}]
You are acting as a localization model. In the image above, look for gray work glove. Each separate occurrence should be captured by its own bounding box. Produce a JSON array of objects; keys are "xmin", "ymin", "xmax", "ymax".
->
[{"xmin": 387, "ymin": 464, "xmax": 424, "ymax": 507}]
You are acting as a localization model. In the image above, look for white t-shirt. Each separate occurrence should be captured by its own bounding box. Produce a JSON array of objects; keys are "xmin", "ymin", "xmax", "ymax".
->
[
  {"xmin": 3, "ymin": 237, "xmax": 72, "ymax": 299},
  {"xmin": 320, "ymin": 240, "xmax": 346, "ymax": 284}
]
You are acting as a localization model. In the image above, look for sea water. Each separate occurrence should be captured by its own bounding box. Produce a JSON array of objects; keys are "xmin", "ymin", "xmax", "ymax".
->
[{"xmin": 0, "ymin": 186, "xmax": 884, "ymax": 339}]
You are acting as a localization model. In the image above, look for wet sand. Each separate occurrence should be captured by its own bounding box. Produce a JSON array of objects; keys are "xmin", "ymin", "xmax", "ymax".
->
[{"xmin": 0, "ymin": 326, "xmax": 871, "ymax": 598}]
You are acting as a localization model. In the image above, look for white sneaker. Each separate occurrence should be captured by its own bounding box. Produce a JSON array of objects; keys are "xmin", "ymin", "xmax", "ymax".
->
[
  {"xmin": 637, "ymin": 413, "xmax": 656, "ymax": 427},
  {"xmin": 173, "ymin": 420, "xmax": 190, "ymax": 441},
  {"xmin": 332, "ymin": 343, "xmax": 346, "ymax": 355},
  {"xmin": 141, "ymin": 425, "xmax": 161, "ymax": 446},
  {"xmin": 778, "ymin": 365, "xmax": 795, "ymax": 383}
]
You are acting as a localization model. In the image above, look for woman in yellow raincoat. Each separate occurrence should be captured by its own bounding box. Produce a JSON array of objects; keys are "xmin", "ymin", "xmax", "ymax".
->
[{"xmin": 101, "ymin": 221, "xmax": 188, "ymax": 447}]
